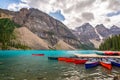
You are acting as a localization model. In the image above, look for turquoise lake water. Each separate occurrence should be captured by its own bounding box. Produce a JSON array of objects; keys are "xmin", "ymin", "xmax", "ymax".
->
[{"xmin": 0, "ymin": 50, "xmax": 120, "ymax": 80}]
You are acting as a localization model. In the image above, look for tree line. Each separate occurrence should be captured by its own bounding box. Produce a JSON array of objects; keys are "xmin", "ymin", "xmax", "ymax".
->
[
  {"xmin": 99, "ymin": 35, "xmax": 120, "ymax": 51},
  {"xmin": 0, "ymin": 18, "xmax": 30, "ymax": 50}
]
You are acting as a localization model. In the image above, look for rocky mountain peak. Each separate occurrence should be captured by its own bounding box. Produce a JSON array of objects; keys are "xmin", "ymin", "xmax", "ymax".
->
[
  {"xmin": 82, "ymin": 23, "xmax": 92, "ymax": 27},
  {"xmin": 74, "ymin": 23, "xmax": 100, "ymax": 46},
  {"xmin": 82, "ymin": 23, "xmax": 93, "ymax": 29},
  {"xmin": 13, "ymin": 8, "xmax": 29, "ymax": 25},
  {"xmin": 72, "ymin": 23, "xmax": 120, "ymax": 48},
  {"xmin": 81, "ymin": 23, "xmax": 93, "ymax": 28},
  {"xmin": 95, "ymin": 24, "xmax": 110, "ymax": 38},
  {"xmin": 95, "ymin": 24, "xmax": 106, "ymax": 29},
  {"xmin": 76, "ymin": 23, "xmax": 94, "ymax": 32},
  {"xmin": 19, "ymin": 8, "xmax": 29, "ymax": 15},
  {"xmin": 110, "ymin": 25, "xmax": 119, "ymax": 29},
  {"xmin": 110, "ymin": 25, "xmax": 120, "ymax": 35}
]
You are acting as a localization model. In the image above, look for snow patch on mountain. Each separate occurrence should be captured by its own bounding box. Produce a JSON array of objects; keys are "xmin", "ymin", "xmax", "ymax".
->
[{"xmin": 94, "ymin": 28, "xmax": 103, "ymax": 40}]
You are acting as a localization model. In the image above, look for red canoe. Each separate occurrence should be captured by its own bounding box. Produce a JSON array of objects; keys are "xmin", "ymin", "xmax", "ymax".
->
[
  {"xmin": 116, "ymin": 52, "xmax": 120, "ymax": 55},
  {"xmin": 32, "ymin": 54, "xmax": 44, "ymax": 56},
  {"xmin": 100, "ymin": 61, "xmax": 112, "ymax": 70},
  {"xmin": 104, "ymin": 51, "xmax": 114, "ymax": 55},
  {"xmin": 74, "ymin": 59, "xmax": 87, "ymax": 64},
  {"xmin": 65, "ymin": 58, "xmax": 76, "ymax": 63},
  {"xmin": 58, "ymin": 57, "xmax": 67, "ymax": 61},
  {"xmin": 104, "ymin": 51, "xmax": 120, "ymax": 55}
]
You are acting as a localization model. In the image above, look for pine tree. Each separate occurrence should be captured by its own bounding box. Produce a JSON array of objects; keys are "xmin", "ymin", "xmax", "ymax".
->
[
  {"xmin": 99, "ymin": 35, "xmax": 120, "ymax": 51},
  {"xmin": 0, "ymin": 18, "xmax": 15, "ymax": 49}
]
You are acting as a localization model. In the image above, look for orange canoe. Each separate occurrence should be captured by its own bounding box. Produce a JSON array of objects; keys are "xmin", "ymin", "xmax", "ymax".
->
[{"xmin": 100, "ymin": 61, "xmax": 112, "ymax": 70}]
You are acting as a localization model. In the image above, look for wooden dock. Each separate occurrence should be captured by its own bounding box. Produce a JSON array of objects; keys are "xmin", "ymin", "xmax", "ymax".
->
[{"xmin": 74, "ymin": 53, "xmax": 120, "ymax": 58}]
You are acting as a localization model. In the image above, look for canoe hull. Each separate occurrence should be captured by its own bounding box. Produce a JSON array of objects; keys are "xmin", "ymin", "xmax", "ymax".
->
[
  {"xmin": 58, "ymin": 57, "xmax": 67, "ymax": 61},
  {"xmin": 48, "ymin": 57, "xmax": 58, "ymax": 60},
  {"xmin": 85, "ymin": 62, "xmax": 99, "ymax": 69},
  {"xmin": 32, "ymin": 54, "xmax": 44, "ymax": 56},
  {"xmin": 104, "ymin": 51, "xmax": 119, "ymax": 56},
  {"xmin": 65, "ymin": 58, "xmax": 75, "ymax": 63},
  {"xmin": 74, "ymin": 60, "xmax": 87, "ymax": 64},
  {"xmin": 100, "ymin": 62, "xmax": 112, "ymax": 70},
  {"xmin": 111, "ymin": 61, "xmax": 120, "ymax": 67}
]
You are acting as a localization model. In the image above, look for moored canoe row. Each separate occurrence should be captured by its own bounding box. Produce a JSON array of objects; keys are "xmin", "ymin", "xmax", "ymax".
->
[
  {"xmin": 48, "ymin": 57, "xmax": 88, "ymax": 64},
  {"xmin": 96, "ymin": 51, "xmax": 120, "ymax": 56},
  {"xmin": 48, "ymin": 57, "xmax": 120, "ymax": 70},
  {"xmin": 58, "ymin": 57, "xmax": 87, "ymax": 64}
]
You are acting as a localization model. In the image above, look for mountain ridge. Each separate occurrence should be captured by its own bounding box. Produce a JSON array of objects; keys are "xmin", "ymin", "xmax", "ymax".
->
[
  {"xmin": 0, "ymin": 8, "xmax": 85, "ymax": 50},
  {"xmin": 12, "ymin": 8, "xmax": 82, "ymax": 49},
  {"xmin": 72, "ymin": 23, "xmax": 120, "ymax": 48}
]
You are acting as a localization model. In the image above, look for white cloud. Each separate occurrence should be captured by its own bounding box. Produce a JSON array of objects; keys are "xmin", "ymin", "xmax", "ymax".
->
[
  {"xmin": 7, "ymin": 0, "xmax": 120, "ymax": 29},
  {"xmin": 8, "ymin": 1, "xmax": 30, "ymax": 11},
  {"xmin": 7, "ymin": 3, "xmax": 18, "ymax": 11},
  {"xmin": 21, "ymin": 0, "xmax": 29, "ymax": 3}
]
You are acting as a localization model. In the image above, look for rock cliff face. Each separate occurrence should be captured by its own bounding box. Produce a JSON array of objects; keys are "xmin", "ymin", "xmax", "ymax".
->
[
  {"xmin": 95, "ymin": 24, "xmax": 110, "ymax": 38},
  {"xmin": 12, "ymin": 8, "xmax": 81, "ymax": 49}
]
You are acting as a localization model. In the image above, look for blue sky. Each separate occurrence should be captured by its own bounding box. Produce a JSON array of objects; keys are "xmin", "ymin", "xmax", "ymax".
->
[
  {"xmin": 0, "ymin": 0, "xmax": 20, "ymax": 9},
  {"xmin": 49, "ymin": 10, "xmax": 65, "ymax": 21},
  {"xmin": 107, "ymin": 11, "xmax": 120, "ymax": 17}
]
